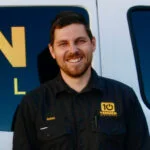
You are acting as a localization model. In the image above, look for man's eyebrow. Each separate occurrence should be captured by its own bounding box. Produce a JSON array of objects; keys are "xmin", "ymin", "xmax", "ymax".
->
[
  {"xmin": 76, "ymin": 36, "xmax": 87, "ymax": 40},
  {"xmin": 75, "ymin": 36, "xmax": 88, "ymax": 42},
  {"xmin": 55, "ymin": 40, "xmax": 68, "ymax": 44},
  {"xmin": 55, "ymin": 36, "xmax": 88, "ymax": 44}
]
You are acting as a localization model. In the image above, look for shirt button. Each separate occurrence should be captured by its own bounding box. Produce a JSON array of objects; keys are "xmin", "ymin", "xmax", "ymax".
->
[{"xmin": 79, "ymin": 139, "xmax": 84, "ymax": 148}]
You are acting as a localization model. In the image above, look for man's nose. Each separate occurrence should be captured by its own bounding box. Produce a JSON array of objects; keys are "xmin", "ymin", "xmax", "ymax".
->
[{"xmin": 69, "ymin": 43, "xmax": 78, "ymax": 52}]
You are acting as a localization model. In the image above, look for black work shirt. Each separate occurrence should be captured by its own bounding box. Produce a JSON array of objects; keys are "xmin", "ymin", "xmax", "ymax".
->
[{"xmin": 13, "ymin": 70, "xmax": 149, "ymax": 150}]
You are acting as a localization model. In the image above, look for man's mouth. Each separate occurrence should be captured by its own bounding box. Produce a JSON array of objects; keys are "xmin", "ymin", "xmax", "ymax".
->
[{"xmin": 67, "ymin": 57, "xmax": 82, "ymax": 63}]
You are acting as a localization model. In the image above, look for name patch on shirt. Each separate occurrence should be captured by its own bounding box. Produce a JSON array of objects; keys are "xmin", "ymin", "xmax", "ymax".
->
[
  {"xmin": 46, "ymin": 116, "xmax": 56, "ymax": 121},
  {"xmin": 100, "ymin": 102, "xmax": 118, "ymax": 117}
]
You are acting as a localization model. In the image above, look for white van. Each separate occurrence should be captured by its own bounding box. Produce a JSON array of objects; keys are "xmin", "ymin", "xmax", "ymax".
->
[{"xmin": 0, "ymin": 0, "xmax": 150, "ymax": 149}]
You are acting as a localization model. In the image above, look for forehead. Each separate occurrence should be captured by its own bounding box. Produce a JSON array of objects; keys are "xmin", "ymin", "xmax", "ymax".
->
[{"xmin": 54, "ymin": 24, "xmax": 88, "ymax": 41}]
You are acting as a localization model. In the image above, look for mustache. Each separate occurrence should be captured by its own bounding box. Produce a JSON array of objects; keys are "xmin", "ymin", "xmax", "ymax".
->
[{"xmin": 65, "ymin": 50, "xmax": 84, "ymax": 60}]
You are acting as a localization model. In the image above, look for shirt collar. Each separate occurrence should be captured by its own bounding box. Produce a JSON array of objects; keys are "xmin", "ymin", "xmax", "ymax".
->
[
  {"xmin": 83, "ymin": 68, "xmax": 105, "ymax": 92},
  {"xmin": 52, "ymin": 68, "xmax": 105, "ymax": 95}
]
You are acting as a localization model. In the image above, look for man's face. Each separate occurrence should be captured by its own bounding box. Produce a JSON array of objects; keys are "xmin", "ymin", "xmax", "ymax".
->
[{"xmin": 49, "ymin": 24, "xmax": 96, "ymax": 78}]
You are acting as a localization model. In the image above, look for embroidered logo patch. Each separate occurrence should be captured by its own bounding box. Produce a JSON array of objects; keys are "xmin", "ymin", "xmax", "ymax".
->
[
  {"xmin": 46, "ymin": 116, "xmax": 56, "ymax": 121},
  {"xmin": 100, "ymin": 102, "xmax": 117, "ymax": 117}
]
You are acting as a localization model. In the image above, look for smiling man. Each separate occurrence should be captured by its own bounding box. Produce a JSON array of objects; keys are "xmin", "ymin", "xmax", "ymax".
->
[
  {"xmin": 49, "ymin": 23, "xmax": 95, "ymax": 92},
  {"xmin": 13, "ymin": 11, "xmax": 149, "ymax": 150}
]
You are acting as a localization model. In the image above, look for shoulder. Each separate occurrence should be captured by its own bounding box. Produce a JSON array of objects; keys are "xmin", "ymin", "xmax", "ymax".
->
[
  {"xmin": 21, "ymin": 78, "xmax": 57, "ymax": 106},
  {"xmin": 97, "ymin": 76, "xmax": 136, "ymax": 98},
  {"xmin": 92, "ymin": 69, "xmax": 135, "ymax": 97},
  {"xmin": 99, "ymin": 76, "xmax": 132, "ymax": 90}
]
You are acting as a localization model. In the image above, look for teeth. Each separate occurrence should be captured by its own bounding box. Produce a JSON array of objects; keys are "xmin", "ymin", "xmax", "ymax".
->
[{"xmin": 68, "ymin": 58, "xmax": 81, "ymax": 63}]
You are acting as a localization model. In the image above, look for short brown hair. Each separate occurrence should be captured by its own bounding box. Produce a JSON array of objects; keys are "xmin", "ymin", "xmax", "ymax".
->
[{"xmin": 50, "ymin": 11, "xmax": 93, "ymax": 46}]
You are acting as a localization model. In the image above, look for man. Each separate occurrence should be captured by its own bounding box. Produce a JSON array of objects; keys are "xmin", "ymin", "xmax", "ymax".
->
[{"xmin": 13, "ymin": 11, "xmax": 149, "ymax": 150}]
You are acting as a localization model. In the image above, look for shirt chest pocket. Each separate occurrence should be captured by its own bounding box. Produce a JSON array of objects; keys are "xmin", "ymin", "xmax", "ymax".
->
[
  {"xmin": 37, "ymin": 120, "xmax": 73, "ymax": 149},
  {"xmin": 92, "ymin": 117, "xmax": 126, "ymax": 150}
]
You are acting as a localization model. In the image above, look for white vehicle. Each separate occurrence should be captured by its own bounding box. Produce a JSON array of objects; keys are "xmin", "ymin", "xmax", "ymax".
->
[{"xmin": 0, "ymin": 0, "xmax": 150, "ymax": 149}]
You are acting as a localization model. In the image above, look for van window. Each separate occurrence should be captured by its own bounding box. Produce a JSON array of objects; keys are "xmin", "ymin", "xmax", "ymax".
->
[
  {"xmin": 0, "ymin": 6, "xmax": 89, "ymax": 131},
  {"xmin": 128, "ymin": 6, "xmax": 150, "ymax": 108}
]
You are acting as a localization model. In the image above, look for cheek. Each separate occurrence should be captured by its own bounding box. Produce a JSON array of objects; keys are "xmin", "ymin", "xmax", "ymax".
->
[
  {"xmin": 54, "ymin": 51, "xmax": 64, "ymax": 62},
  {"xmin": 82, "ymin": 45, "xmax": 94, "ymax": 54},
  {"xmin": 51, "ymin": 48, "xmax": 61, "ymax": 59}
]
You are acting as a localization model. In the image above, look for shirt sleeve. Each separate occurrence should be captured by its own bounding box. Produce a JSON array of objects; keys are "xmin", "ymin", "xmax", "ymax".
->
[
  {"xmin": 13, "ymin": 95, "xmax": 39, "ymax": 150},
  {"xmin": 125, "ymin": 88, "xmax": 150, "ymax": 150}
]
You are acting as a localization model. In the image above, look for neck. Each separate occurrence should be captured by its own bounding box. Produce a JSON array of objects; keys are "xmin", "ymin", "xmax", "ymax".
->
[{"xmin": 60, "ymin": 68, "xmax": 92, "ymax": 93}]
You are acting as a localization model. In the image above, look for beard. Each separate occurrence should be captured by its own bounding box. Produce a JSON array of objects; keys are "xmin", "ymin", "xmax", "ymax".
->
[{"xmin": 56, "ymin": 50, "xmax": 92, "ymax": 78}]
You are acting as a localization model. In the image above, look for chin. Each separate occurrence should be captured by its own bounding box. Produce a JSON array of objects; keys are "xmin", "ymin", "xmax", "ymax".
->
[{"xmin": 66, "ymin": 68, "xmax": 90, "ymax": 78}]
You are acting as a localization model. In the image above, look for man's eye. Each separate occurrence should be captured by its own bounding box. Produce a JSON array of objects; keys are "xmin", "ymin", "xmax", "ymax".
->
[
  {"xmin": 59, "ymin": 43, "xmax": 67, "ymax": 47},
  {"xmin": 78, "ymin": 39, "xmax": 86, "ymax": 44}
]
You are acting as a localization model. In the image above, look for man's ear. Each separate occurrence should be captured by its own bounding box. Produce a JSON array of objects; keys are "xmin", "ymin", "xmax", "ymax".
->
[
  {"xmin": 48, "ymin": 44, "xmax": 56, "ymax": 59},
  {"xmin": 92, "ymin": 37, "xmax": 96, "ymax": 52}
]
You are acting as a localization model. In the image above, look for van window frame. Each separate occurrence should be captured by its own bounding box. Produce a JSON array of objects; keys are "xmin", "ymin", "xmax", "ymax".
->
[{"xmin": 127, "ymin": 6, "xmax": 150, "ymax": 109}]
